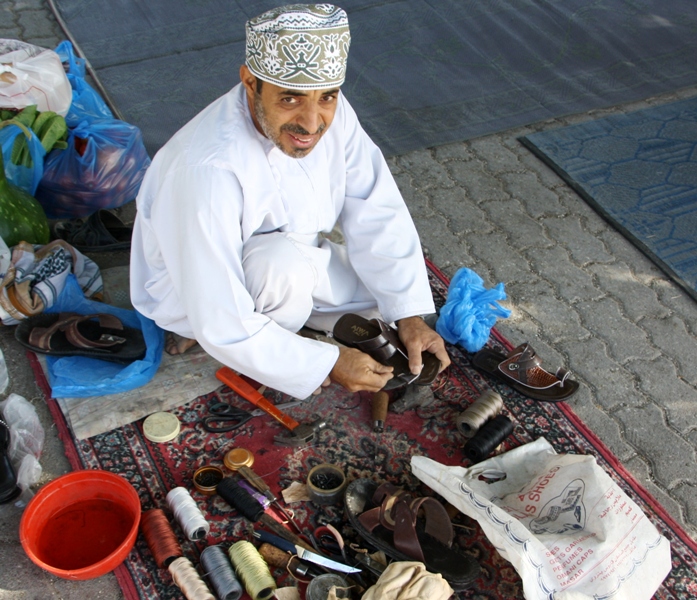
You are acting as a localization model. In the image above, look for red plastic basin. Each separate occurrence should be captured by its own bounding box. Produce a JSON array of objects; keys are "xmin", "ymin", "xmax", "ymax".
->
[{"xmin": 19, "ymin": 469, "xmax": 141, "ymax": 580}]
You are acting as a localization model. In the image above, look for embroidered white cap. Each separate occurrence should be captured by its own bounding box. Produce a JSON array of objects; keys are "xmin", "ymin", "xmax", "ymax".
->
[{"xmin": 245, "ymin": 4, "xmax": 351, "ymax": 90}]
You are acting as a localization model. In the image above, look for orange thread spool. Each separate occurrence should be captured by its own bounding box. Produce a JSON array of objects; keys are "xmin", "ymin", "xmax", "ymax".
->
[{"xmin": 140, "ymin": 508, "xmax": 183, "ymax": 568}]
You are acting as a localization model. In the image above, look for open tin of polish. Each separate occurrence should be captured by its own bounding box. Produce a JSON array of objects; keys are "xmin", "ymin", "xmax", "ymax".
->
[{"xmin": 193, "ymin": 465, "xmax": 224, "ymax": 495}]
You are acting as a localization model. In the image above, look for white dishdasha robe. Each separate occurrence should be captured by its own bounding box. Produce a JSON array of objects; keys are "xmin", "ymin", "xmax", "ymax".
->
[{"xmin": 130, "ymin": 83, "xmax": 434, "ymax": 399}]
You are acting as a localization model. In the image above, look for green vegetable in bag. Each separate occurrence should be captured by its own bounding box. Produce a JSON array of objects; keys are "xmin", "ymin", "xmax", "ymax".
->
[{"xmin": 0, "ymin": 145, "xmax": 50, "ymax": 247}]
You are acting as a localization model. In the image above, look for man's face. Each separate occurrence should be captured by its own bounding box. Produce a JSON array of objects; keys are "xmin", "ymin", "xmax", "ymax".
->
[{"xmin": 241, "ymin": 66, "xmax": 339, "ymax": 158}]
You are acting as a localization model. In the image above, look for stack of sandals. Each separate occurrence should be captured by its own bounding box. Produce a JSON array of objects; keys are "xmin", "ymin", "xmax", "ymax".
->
[{"xmin": 344, "ymin": 479, "xmax": 480, "ymax": 591}]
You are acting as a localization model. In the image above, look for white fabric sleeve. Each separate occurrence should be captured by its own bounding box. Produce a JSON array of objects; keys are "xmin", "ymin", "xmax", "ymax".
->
[
  {"xmin": 151, "ymin": 164, "xmax": 339, "ymax": 399},
  {"xmin": 338, "ymin": 97, "xmax": 436, "ymax": 323}
]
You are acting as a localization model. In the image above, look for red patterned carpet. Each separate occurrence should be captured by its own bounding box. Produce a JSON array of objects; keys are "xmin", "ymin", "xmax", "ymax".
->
[{"xmin": 31, "ymin": 263, "xmax": 697, "ymax": 599}]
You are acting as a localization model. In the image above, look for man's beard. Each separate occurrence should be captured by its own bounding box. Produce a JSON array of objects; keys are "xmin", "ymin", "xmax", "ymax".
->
[{"xmin": 254, "ymin": 94, "xmax": 325, "ymax": 158}]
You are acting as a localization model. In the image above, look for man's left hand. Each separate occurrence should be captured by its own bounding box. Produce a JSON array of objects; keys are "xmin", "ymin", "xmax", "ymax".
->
[{"xmin": 396, "ymin": 316, "xmax": 451, "ymax": 377}]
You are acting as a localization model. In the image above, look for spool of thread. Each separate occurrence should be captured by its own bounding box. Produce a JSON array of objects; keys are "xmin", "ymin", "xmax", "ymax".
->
[
  {"xmin": 456, "ymin": 390, "xmax": 504, "ymax": 438},
  {"xmin": 200, "ymin": 545, "xmax": 244, "ymax": 600},
  {"xmin": 140, "ymin": 508, "xmax": 183, "ymax": 568},
  {"xmin": 217, "ymin": 476, "xmax": 266, "ymax": 521},
  {"xmin": 463, "ymin": 414, "xmax": 514, "ymax": 463},
  {"xmin": 166, "ymin": 486, "xmax": 211, "ymax": 540},
  {"xmin": 217, "ymin": 476, "xmax": 314, "ymax": 552},
  {"xmin": 228, "ymin": 540, "xmax": 277, "ymax": 600},
  {"xmin": 168, "ymin": 556, "xmax": 216, "ymax": 600}
]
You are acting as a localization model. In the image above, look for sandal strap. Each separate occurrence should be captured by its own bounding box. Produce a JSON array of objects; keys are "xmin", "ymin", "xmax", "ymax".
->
[
  {"xmin": 357, "ymin": 483, "xmax": 454, "ymax": 563},
  {"xmin": 392, "ymin": 496, "xmax": 454, "ymax": 562},
  {"xmin": 358, "ymin": 482, "xmax": 405, "ymax": 532},
  {"xmin": 352, "ymin": 319, "xmax": 408, "ymax": 363},
  {"xmin": 28, "ymin": 312, "xmax": 127, "ymax": 351},
  {"xmin": 63, "ymin": 313, "xmax": 126, "ymax": 349},
  {"xmin": 29, "ymin": 313, "xmax": 84, "ymax": 350},
  {"xmin": 498, "ymin": 343, "xmax": 571, "ymax": 390}
]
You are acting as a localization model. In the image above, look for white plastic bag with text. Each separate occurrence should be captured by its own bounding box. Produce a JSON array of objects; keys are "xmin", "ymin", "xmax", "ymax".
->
[{"xmin": 411, "ymin": 438, "xmax": 670, "ymax": 600}]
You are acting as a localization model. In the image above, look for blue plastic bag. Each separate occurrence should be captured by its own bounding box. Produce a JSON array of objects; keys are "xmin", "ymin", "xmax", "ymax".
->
[
  {"xmin": 54, "ymin": 41, "xmax": 113, "ymax": 127},
  {"xmin": 44, "ymin": 274, "xmax": 164, "ymax": 398},
  {"xmin": 436, "ymin": 267, "xmax": 512, "ymax": 353},
  {"xmin": 35, "ymin": 118, "xmax": 151, "ymax": 218},
  {"xmin": 0, "ymin": 122, "xmax": 46, "ymax": 194}
]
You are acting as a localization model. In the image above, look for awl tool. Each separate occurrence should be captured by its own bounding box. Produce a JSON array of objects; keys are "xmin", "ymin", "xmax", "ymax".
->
[
  {"xmin": 253, "ymin": 530, "xmax": 362, "ymax": 574},
  {"xmin": 216, "ymin": 367, "xmax": 326, "ymax": 446},
  {"xmin": 372, "ymin": 391, "xmax": 389, "ymax": 461},
  {"xmin": 235, "ymin": 464, "xmax": 303, "ymax": 534}
]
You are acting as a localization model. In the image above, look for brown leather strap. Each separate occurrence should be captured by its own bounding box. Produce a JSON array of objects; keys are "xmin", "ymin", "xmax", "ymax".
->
[
  {"xmin": 357, "ymin": 483, "xmax": 454, "ymax": 563},
  {"xmin": 63, "ymin": 314, "xmax": 126, "ymax": 349},
  {"xmin": 351, "ymin": 319, "xmax": 409, "ymax": 363},
  {"xmin": 27, "ymin": 313, "xmax": 126, "ymax": 351},
  {"xmin": 28, "ymin": 313, "xmax": 83, "ymax": 350}
]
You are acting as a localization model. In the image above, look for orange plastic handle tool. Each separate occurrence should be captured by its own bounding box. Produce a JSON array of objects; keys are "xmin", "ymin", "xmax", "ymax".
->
[{"xmin": 215, "ymin": 367, "xmax": 299, "ymax": 431}]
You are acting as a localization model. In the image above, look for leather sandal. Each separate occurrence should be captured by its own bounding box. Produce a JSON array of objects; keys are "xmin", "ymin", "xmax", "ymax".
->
[
  {"xmin": 344, "ymin": 478, "xmax": 480, "ymax": 590},
  {"xmin": 52, "ymin": 209, "xmax": 132, "ymax": 253},
  {"xmin": 332, "ymin": 314, "xmax": 440, "ymax": 390},
  {"xmin": 15, "ymin": 312, "xmax": 146, "ymax": 364},
  {"xmin": 472, "ymin": 342, "xmax": 579, "ymax": 402}
]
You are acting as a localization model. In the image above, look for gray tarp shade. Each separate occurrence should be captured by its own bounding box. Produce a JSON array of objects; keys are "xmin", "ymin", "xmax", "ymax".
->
[{"xmin": 52, "ymin": 0, "xmax": 697, "ymax": 157}]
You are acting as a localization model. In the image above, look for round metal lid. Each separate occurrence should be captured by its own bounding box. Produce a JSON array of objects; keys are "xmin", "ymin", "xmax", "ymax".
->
[
  {"xmin": 143, "ymin": 412, "xmax": 180, "ymax": 443},
  {"xmin": 224, "ymin": 447, "xmax": 254, "ymax": 471}
]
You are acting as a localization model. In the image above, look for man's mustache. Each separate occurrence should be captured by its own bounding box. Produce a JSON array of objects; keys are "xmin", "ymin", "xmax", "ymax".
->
[{"xmin": 282, "ymin": 123, "xmax": 326, "ymax": 136}]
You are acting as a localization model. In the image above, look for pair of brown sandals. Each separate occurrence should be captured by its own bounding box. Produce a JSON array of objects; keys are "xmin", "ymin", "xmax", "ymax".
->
[
  {"xmin": 15, "ymin": 312, "xmax": 146, "ymax": 364},
  {"xmin": 334, "ymin": 314, "xmax": 578, "ymax": 401}
]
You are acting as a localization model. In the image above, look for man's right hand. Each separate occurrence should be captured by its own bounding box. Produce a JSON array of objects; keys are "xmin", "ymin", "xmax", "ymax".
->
[{"xmin": 329, "ymin": 347, "xmax": 394, "ymax": 392}]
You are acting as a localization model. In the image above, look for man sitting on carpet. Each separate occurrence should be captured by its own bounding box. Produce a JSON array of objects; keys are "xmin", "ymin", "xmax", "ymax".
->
[{"xmin": 130, "ymin": 3, "xmax": 450, "ymax": 399}]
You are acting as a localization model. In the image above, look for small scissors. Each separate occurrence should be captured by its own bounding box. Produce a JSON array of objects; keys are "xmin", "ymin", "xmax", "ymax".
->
[
  {"xmin": 202, "ymin": 400, "xmax": 305, "ymax": 433},
  {"xmin": 202, "ymin": 403, "xmax": 255, "ymax": 433}
]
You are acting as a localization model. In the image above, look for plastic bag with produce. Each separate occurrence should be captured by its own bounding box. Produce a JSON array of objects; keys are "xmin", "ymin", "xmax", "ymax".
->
[{"xmin": 35, "ymin": 118, "xmax": 151, "ymax": 219}]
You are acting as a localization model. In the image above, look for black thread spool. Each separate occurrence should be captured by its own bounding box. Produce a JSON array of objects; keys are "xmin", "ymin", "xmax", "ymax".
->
[
  {"xmin": 216, "ymin": 476, "xmax": 310, "ymax": 550},
  {"xmin": 217, "ymin": 477, "xmax": 266, "ymax": 521},
  {"xmin": 463, "ymin": 414, "xmax": 514, "ymax": 463},
  {"xmin": 200, "ymin": 544, "xmax": 244, "ymax": 600}
]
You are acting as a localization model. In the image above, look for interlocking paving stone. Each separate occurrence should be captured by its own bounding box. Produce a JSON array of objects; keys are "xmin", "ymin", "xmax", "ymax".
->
[{"xmin": 526, "ymin": 245, "xmax": 604, "ymax": 302}]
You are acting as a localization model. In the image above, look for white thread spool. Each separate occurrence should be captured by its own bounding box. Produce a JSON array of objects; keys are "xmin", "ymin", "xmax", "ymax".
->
[{"xmin": 166, "ymin": 486, "xmax": 210, "ymax": 540}]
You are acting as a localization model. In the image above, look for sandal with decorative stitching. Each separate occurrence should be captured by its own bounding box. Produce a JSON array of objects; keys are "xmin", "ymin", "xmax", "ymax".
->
[
  {"xmin": 332, "ymin": 314, "xmax": 440, "ymax": 390},
  {"xmin": 472, "ymin": 342, "xmax": 579, "ymax": 402},
  {"xmin": 344, "ymin": 478, "xmax": 480, "ymax": 591},
  {"xmin": 15, "ymin": 312, "xmax": 146, "ymax": 364}
]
